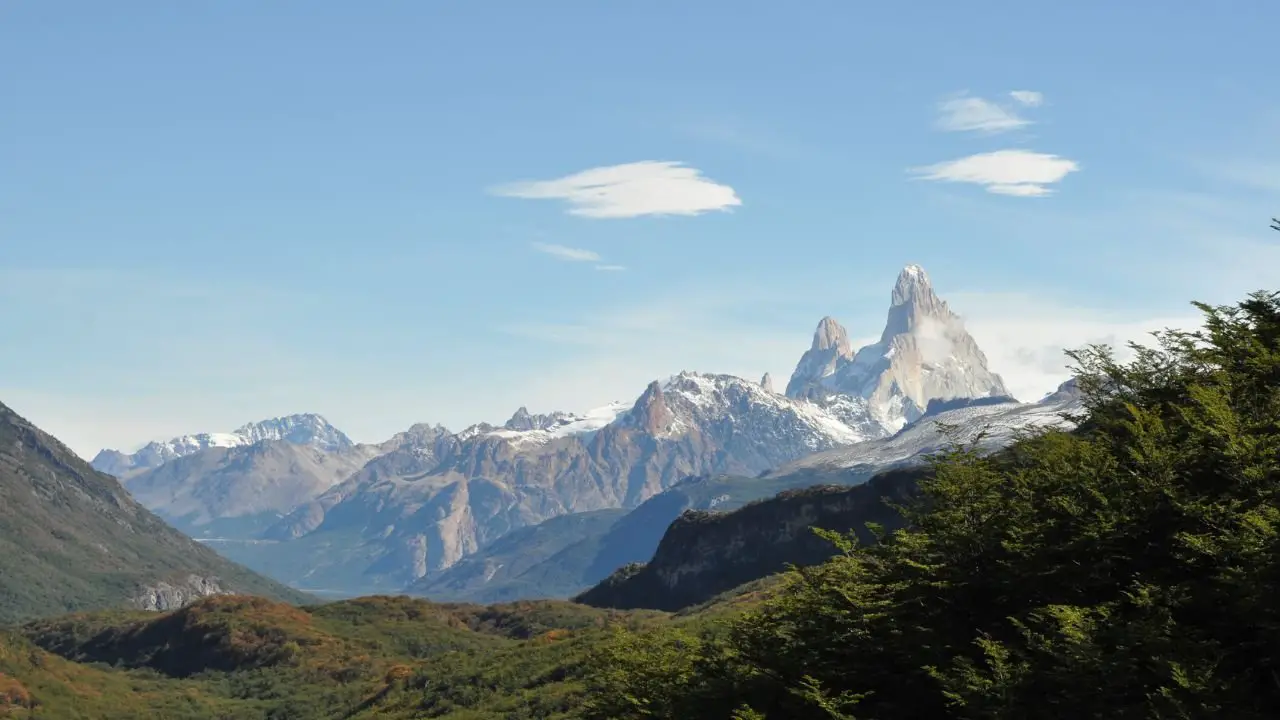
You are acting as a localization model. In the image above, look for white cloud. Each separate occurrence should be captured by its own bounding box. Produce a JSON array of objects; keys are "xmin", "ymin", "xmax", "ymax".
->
[
  {"xmin": 911, "ymin": 149, "xmax": 1080, "ymax": 197},
  {"xmin": 948, "ymin": 292, "xmax": 1200, "ymax": 403},
  {"xmin": 936, "ymin": 94, "xmax": 1031, "ymax": 134},
  {"xmin": 595, "ymin": 264, "xmax": 627, "ymax": 272},
  {"xmin": 531, "ymin": 242, "xmax": 601, "ymax": 263},
  {"xmin": 491, "ymin": 161, "xmax": 742, "ymax": 219},
  {"xmin": 1010, "ymin": 90, "xmax": 1044, "ymax": 107}
]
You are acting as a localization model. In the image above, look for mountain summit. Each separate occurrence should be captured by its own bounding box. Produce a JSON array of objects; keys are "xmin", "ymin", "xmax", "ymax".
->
[
  {"xmin": 91, "ymin": 413, "xmax": 352, "ymax": 479},
  {"xmin": 784, "ymin": 317, "xmax": 856, "ymax": 397},
  {"xmin": 786, "ymin": 264, "xmax": 1011, "ymax": 432}
]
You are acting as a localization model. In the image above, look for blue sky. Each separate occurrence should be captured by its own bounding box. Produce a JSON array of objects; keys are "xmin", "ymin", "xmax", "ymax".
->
[{"xmin": 3, "ymin": 1, "xmax": 1278, "ymax": 457}]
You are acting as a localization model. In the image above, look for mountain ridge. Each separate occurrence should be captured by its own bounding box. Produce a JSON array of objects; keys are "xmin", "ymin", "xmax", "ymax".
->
[
  {"xmin": 0, "ymin": 399, "xmax": 310, "ymax": 622},
  {"xmin": 90, "ymin": 413, "xmax": 355, "ymax": 479}
]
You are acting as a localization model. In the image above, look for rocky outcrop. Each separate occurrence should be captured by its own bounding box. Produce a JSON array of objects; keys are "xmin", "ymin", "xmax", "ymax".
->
[
  {"xmin": 131, "ymin": 575, "xmax": 233, "ymax": 612},
  {"xmin": 576, "ymin": 467, "xmax": 924, "ymax": 612}
]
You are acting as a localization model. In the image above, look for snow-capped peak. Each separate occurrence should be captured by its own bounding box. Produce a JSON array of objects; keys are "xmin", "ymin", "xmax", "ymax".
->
[
  {"xmin": 786, "ymin": 264, "xmax": 1010, "ymax": 434},
  {"xmin": 232, "ymin": 413, "xmax": 353, "ymax": 452},
  {"xmin": 646, "ymin": 371, "xmax": 877, "ymax": 447},
  {"xmin": 90, "ymin": 413, "xmax": 355, "ymax": 477},
  {"xmin": 785, "ymin": 317, "xmax": 856, "ymax": 397}
]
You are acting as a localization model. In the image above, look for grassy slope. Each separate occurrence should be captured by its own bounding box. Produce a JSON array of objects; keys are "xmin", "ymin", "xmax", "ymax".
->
[{"xmin": 0, "ymin": 400, "xmax": 310, "ymax": 624}]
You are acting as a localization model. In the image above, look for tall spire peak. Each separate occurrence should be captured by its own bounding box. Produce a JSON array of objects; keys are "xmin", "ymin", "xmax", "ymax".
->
[
  {"xmin": 760, "ymin": 372, "xmax": 775, "ymax": 394},
  {"xmin": 811, "ymin": 316, "xmax": 852, "ymax": 355},
  {"xmin": 891, "ymin": 264, "xmax": 934, "ymax": 307}
]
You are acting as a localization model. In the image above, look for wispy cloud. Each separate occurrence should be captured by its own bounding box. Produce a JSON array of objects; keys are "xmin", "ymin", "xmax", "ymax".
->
[
  {"xmin": 1009, "ymin": 90, "xmax": 1044, "ymax": 107},
  {"xmin": 491, "ymin": 161, "xmax": 742, "ymax": 219},
  {"xmin": 530, "ymin": 242, "xmax": 627, "ymax": 271},
  {"xmin": 911, "ymin": 149, "xmax": 1080, "ymax": 197},
  {"xmin": 936, "ymin": 92, "xmax": 1035, "ymax": 134},
  {"xmin": 531, "ymin": 242, "xmax": 602, "ymax": 263},
  {"xmin": 678, "ymin": 117, "xmax": 817, "ymax": 161}
]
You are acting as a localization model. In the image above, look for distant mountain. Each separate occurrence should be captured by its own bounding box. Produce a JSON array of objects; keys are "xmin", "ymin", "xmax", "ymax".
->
[
  {"xmin": 201, "ymin": 264, "xmax": 1026, "ymax": 597},
  {"xmin": 90, "ymin": 413, "xmax": 354, "ymax": 480},
  {"xmin": 787, "ymin": 264, "xmax": 1011, "ymax": 431},
  {"xmin": 122, "ymin": 440, "xmax": 387, "ymax": 539},
  {"xmin": 0, "ymin": 399, "xmax": 309, "ymax": 623},
  {"xmin": 225, "ymin": 372, "xmax": 874, "ymax": 594},
  {"xmin": 406, "ymin": 509, "xmax": 628, "ymax": 603},
  {"xmin": 411, "ymin": 380, "xmax": 1082, "ymax": 603},
  {"xmin": 92, "ymin": 414, "xmax": 381, "ymax": 539}
]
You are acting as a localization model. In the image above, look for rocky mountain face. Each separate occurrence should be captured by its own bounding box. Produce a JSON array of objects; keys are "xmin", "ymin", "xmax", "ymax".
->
[
  {"xmin": 787, "ymin": 265, "xmax": 1011, "ymax": 432},
  {"xmin": 123, "ymin": 440, "xmax": 386, "ymax": 538},
  {"xmin": 576, "ymin": 468, "xmax": 924, "ymax": 612},
  {"xmin": 94, "ymin": 414, "xmax": 380, "ymax": 540},
  {"xmin": 407, "ymin": 380, "xmax": 1083, "ymax": 603},
  {"xmin": 237, "ymin": 372, "xmax": 876, "ymax": 593},
  {"xmin": 406, "ymin": 509, "xmax": 628, "ymax": 603},
  {"xmin": 0, "ymin": 399, "xmax": 309, "ymax": 623},
  {"xmin": 90, "ymin": 414, "xmax": 354, "ymax": 480}
]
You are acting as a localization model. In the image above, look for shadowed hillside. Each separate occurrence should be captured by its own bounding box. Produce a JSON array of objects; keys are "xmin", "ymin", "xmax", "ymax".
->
[{"xmin": 0, "ymin": 400, "xmax": 310, "ymax": 623}]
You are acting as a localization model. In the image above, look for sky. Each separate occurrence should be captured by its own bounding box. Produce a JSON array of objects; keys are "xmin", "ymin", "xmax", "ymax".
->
[{"xmin": 3, "ymin": 1, "xmax": 1279, "ymax": 458}]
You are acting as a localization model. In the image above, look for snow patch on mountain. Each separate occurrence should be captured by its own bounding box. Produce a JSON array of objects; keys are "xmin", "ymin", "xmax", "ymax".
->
[
  {"xmin": 770, "ymin": 378, "xmax": 1081, "ymax": 476},
  {"xmin": 91, "ymin": 413, "xmax": 354, "ymax": 478},
  {"xmin": 655, "ymin": 371, "xmax": 877, "ymax": 449},
  {"xmin": 485, "ymin": 401, "xmax": 632, "ymax": 447}
]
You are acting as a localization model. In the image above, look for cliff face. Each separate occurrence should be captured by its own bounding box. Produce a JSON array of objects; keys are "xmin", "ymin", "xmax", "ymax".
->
[
  {"xmin": 131, "ymin": 575, "xmax": 233, "ymax": 612},
  {"xmin": 575, "ymin": 466, "xmax": 926, "ymax": 612}
]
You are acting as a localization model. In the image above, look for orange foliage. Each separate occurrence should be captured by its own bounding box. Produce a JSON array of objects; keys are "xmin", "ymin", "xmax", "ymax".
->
[{"xmin": 0, "ymin": 673, "xmax": 32, "ymax": 710}]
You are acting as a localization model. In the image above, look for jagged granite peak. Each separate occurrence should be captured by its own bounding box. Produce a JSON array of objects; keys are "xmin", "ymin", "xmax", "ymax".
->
[
  {"xmin": 883, "ymin": 263, "xmax": 952, "ymax": 339},
  {"xmin": 505, "ymin": 407, "xmax": 537, "ymax": 431},
  {"xmin": 760, "ymin": 372, "xmax": 775, "ymax": 394},
  {"xmin": 786, "ymin": 264, "xmax": 1011, "ymax": 433},
  {"xmin": 813, "ymin": 315, "xmax": 853, "ymax": 354},
  {"xmin": 784, "ymin": 317, "xmax": 857, "ymax": 397},
  {"xmin": 629, "ymin": 380, "xmax": 677, "ymax": 435},
  {"xmin": 502, "ymin": 406, "xmax": 576, "ymax": 432}
]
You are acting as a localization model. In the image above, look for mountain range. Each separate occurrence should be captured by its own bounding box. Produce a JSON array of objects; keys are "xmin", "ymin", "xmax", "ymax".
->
[{"xmin": 89, "ymin": 265, "xmax": 1057, "ymax": 601}]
